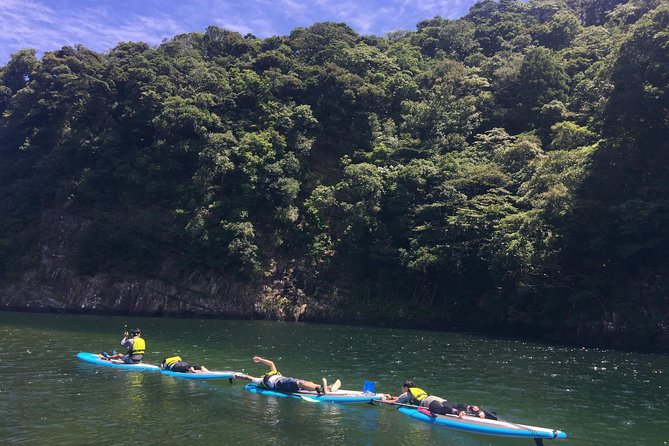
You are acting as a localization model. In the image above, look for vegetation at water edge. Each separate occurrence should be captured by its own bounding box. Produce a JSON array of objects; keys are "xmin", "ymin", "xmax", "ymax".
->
[{"xmin": 1, "ymin": 0, "xmax": 668, "ymax": 349}]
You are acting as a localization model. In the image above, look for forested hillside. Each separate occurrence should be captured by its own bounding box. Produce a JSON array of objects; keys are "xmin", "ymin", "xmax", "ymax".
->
[{"xmin": 1, "ymin": 0, "xmax": 668, "ymax": 350}]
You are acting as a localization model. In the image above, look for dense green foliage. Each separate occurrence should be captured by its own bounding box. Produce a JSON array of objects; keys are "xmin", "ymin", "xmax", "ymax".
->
[{"xmin": 1, "ymin": 0, "xmax": 668, "ymax": 349}]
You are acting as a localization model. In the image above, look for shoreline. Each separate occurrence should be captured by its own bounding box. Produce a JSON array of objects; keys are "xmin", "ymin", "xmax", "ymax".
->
[{"xmin": 2, "ymin": 303, "xmax": 666, "ymax": 354}]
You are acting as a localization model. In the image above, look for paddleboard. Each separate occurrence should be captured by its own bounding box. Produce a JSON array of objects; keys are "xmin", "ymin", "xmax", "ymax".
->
[
  {"xmin": 245, "ymin": 383, "xmax": 383, "ymax": 403},
  {"xmin": 398, "ymin": 406, "xmax": 567, "ymax": 440},
  {"xmin": 160, "ymin": 369, "xmax": 237, "ymax": 380},
  {"xmin": 76, "ymin": 352, "xmax": 160, "ymax": 371}
]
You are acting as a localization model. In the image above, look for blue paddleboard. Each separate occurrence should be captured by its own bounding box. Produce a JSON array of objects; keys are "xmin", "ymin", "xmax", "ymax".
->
[
  {"xmin": 245, "ymin": 383, "xmax": 383, "ymax": 403},
  {"xmin": 398, "ymin": 407, "xmax": 567, "ymax": 440},
  {"xmin": 76, "ymin": 352, "xmax": 160, "ymax": 371}
]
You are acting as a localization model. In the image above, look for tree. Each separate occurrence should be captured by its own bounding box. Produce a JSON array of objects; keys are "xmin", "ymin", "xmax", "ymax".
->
[
  {"xmin": 550, "ymin": 121, "xmax": 596, "ymax": 150},
  {"xmin": 412, "ymin": 17, "xmax": 480, "ymax": 59},
  {"xmin": 534, "ymin": 10, "xmax": 582, "ymax": 50},
  {"xmin": 513, "ymin": 47, "xmax": 569, "ymax": 131},
  {"xmin": 565, "ymin": 0, "xmax": 629, "ymax": 26},
  {"xmin": 1, "ymin": 0, "xmax": 667, "ymax": 349},
  {"xmin": 1, "ymin": 49, "xmax": 38, "ymax": 93},
  {"xmin": 604, "ymin": 5, "xmax": 669, "ymax": 141},
  {"xmin": 288, "ymin": 22, "xmax": 359, "ymax": 65}
]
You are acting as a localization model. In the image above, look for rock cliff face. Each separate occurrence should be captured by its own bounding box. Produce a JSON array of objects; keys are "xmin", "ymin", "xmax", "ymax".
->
[
  {"xmin": 5, "ymin": 211, "xmax": 665, "ymax": 352},
  {"xmin": 0, "ymin": 210, "xmax": 331, "ymax": 321}
]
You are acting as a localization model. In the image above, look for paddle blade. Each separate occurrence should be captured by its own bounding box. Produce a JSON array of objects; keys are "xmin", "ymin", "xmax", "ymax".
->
[
  {"xmin": 363, "ymin": 380, "xmax": 375, "ymax": 394},
  {"xmin": 417, "ymin": 407, "xmax": 436, "ymax": 418}
]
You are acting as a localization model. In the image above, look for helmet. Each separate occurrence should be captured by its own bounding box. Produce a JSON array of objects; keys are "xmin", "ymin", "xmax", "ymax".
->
[{"xmin": 131, "ymin": 328, "xmax": 141, "ymax": 336}]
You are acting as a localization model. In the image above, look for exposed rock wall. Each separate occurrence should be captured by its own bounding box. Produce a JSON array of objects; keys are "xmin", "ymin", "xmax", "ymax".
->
[
  {"xmin": 4, "ymin": 210, "xmax": 664, "ymax": 352},
  {"xmin": 0, "ymin": 210, "xmax": 329, "ymax": 321}
]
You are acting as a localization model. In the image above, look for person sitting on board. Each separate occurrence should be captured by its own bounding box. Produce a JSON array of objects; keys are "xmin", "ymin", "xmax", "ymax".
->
[
  {"xmin": 100, "ymin": 327, "xmax": 145, "ymax": 364},
  {"xmin": 385, "ymin": 380, "xmax": 497, "ymax": 420},
  {"xmin": 234, "ymin": 356, "xmax": 341, "ymax": 394},
  {"xmin": 161, "ymin": 355, "xmax": 210, "ymax": 373}
]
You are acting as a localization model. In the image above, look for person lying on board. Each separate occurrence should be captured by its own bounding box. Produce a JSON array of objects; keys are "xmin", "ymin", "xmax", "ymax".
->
[
  {"xmin": 161, "ymin": 355, "xmax": 210, "ymax": 373},
  {"xmin": 384, "ymin": 380, "xmax": 497, "ymax": 420},
  {"xmin": 99, "ymin": 327, "xmax": 145, "ymax": 364},
  {"xmin": 234, "ymin": 356, "xmax": 341, "ymax": 394}
]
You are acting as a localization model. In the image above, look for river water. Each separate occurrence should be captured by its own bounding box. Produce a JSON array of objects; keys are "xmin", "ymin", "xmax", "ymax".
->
[{"xmin": 1, "ymin": 311, "xmax": 667, "ymax": 445}]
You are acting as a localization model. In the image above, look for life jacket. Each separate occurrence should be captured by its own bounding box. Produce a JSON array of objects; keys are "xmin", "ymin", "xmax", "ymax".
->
[
  {"xmin": 406, "ymin": 387, "xmax": 429, "ymax": 406},
  {"xmin": 164, "ymin": 355, "xmax": 182, "ymax": 367},
  {"xmin": 129, "ymin": 336, "xmax": 145, "ymax": 356},
  {"xmin": 261, "ymin": 370, "xmax": 282, "ymax": 388}
]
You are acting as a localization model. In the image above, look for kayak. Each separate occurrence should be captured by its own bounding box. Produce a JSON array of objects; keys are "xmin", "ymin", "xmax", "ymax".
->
[
  {"xmin": 245, "ymin": 383, "xmax": 383, "ymax": 403},
  {"xmin": 397, "ymin": 406, "xmax": 567, "ymax": 440},
  {"xmin": 160, "ymin": 369, "xmax": 237, "ymax": 380},
  {"xmin": 76, "ymin": 352, "xmax": 160, "ymax": 371}
]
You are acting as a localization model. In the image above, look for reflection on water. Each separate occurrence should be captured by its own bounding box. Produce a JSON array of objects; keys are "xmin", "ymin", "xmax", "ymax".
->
[{"xmin": 1, "ymin": 311, "xmax": 668, "ymax": 445}]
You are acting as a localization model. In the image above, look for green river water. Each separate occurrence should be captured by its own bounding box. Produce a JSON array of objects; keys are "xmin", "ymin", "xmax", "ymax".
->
[{"xmin": 1, "ymin": 311, "xmax": 667, "ymax": 445}]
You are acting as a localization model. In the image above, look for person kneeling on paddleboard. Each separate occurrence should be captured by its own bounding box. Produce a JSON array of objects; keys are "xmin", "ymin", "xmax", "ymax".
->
[
  {"xmin": 100, "ymin": 327, "xmax": 146, "ymax": 364},
  {"xmin": 235, "ymin": 356, "xmax": 340, "ymax": 394},
  {"xmin": 385, "ymin": 381, "xmax": 497, "ymax": 420},
  {"xmin": 161, "ymin": 355, "xmax": 210, "ymax": 373}
]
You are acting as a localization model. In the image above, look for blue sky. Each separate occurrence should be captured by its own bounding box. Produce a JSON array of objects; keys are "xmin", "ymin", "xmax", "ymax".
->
[{"xmin": 0, "ymin": 0, "xmax": 479, "ymax": 65}]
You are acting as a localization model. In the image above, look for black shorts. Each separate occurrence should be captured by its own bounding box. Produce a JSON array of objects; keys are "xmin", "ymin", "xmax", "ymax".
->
[
  {"xmin": 428, "ymin": 401, "xmax": 454, "ymax": 415},
  {"xmin": 274, "ymin": 377, "xmax": 300, "ymax": 393},
  {"xmin": 168, "ymin": 361, "xmax": 192, "ymax": 373},
  {"xmin": 427, "ymin": 401, "xmax": 465, "ymax": 416}
]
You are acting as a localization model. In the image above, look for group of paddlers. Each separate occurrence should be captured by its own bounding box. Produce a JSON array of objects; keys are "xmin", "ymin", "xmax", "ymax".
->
[{"xmin": 99, "ymin": 327, "xmax": 496, "ymax": 419}]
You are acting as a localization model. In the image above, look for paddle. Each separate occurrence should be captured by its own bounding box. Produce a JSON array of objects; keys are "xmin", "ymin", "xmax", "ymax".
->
[
  {"xmin": 371, "ymin": 399, "xmax": 422, "ymax": 409},
  {"xmin": 362, "ymin": 380, "xmax": 376, "ymax": 394},
  {"xmin": 372, "ymin": 400, "xmax": 442, "ymax": 420},
  {"xmin": 417, "ymin": 407, "xmax": 437, "ymax": 418}
]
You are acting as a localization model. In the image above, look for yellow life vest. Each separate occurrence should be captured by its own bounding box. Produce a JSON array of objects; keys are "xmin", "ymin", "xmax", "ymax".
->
[
  {"xmin": 407, "ymin": 387, "xmax": 429, "ymax": 405},
  {"xmin": 130, "ymin": 336, "xmax": 145, "ymax": 355},
  {"xmin": 164, "ymin": 355, "xmax": 182, "ymax": 366},
  {"xmin": 261, "ymin": 370, "xmax": 282, "ymax": 388}
]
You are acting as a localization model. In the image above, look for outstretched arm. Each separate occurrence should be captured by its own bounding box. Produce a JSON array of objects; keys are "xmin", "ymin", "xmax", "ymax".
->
[
  {"xmin": 387, "ymin": 392, "xmax": 409, "ymax": 404},
  {"xmin": 234, "ymin": 373, "xmax": 257, "ymax": 381},
  {"xmin": 252, "ymin": 356, "xmax": 277, "ymax": 372}
]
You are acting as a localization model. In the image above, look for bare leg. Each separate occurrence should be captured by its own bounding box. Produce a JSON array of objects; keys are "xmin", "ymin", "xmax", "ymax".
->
[
  {"xmin": 296, "ymin": 379, "xmax": 334, "ymax": 393},
  {"xmin": 296, "ymin": 380, "xmax": 321, "ymax": 391}
]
